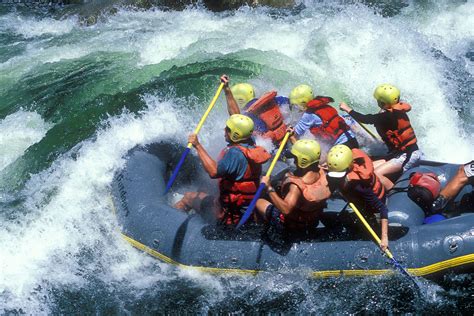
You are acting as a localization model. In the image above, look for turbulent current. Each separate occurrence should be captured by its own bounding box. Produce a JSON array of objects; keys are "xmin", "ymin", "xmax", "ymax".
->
[{"xmin": 0, "ymin": 1, "xmax": 473, "ymax": 314}]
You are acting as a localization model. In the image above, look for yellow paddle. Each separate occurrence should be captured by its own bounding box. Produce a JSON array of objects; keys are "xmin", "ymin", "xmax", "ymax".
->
[
  {"xmin": 236, "ymin": 132, "xmax": 291, "ymax": 229},
  {"xmin": 354, "ymin": 120, "xmax": 379, "ymax": 140},
  {"xmin": 349, "ymin": 202, "xmax": 419, "ymax": 288},
  {"xmin": 164, "ymin": 82, "xmax": 225, "ymax": 194}
]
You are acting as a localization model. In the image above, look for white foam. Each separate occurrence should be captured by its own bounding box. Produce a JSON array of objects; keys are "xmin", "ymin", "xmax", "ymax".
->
[
  {"xmin": 0, "ymin": 98, "xmax": 183, "ymax": 312},
  {"xmin": 0, "ymin": 110, "xmax": 51, "ymax": 171},
  {"xmin": 0, "ymin": 14, "xmax": 77, "ymax": 39},
  {"xmin": 408, "ymin": 2, "xmax": 474, "ymax": 61},
  {"xmin": 0, "ymin": 3, "xmax": 472, "ymax": 312}
]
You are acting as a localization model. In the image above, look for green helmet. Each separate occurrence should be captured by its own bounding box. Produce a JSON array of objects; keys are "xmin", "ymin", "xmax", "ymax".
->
[
  {"xmin": 289, "ymin": 84, "xmax": 314, "ymax": 110},
  {"xmin": 231, "ymin": 83, "xmax": 255, "ymax": 108},
  {"xmin": 290, "ymin": 139, "xmax": 321, "ymax": 169},
  {"xmin": 327, "ymin": 144, "xmax": 353, "ymax": 178},
  {"xmin": 226, "ymin": 114, "xmax": 254, "ymax": 142},
  {"xmin": 373, "ymin": 84, "xmax": 400, "ymax": 106}
]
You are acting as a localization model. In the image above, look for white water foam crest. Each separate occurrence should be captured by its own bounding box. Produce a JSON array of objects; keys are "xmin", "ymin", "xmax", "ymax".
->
[
  {"xmin": 109, "ymin": 4, "xmax": 472, "ymax": 161},
  {"xmin": 0, "ymin": 13, "xmax": 77, "ymax": 39},
  {"xmin": 1, "ymin": 5, "xmax": 470, "ymax": 162},
  {"xmin": 297, "ymin": 4, "xmax": 473, "ymax": 162},
  {"xmin": 405, "ymin": 1, "xmax": 474, "ymax": 63},
  {"xmin": 0, "ymin": 110, "xmax": 51, "ymax": 171},
  {"xmin": 0, "ymin": 98, "xmax": 189, "ymax": 313}
]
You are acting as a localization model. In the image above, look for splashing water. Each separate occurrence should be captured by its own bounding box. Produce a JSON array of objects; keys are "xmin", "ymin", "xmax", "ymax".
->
[{"xmin": 0, "ymin": 1, "xmax": 472, "ymax": 313}]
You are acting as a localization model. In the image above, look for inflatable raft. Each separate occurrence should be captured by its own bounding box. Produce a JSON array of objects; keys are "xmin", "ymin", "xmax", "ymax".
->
[{"xmin": 111, "ymin": 143, "xmax": 474, "ymax": 279}]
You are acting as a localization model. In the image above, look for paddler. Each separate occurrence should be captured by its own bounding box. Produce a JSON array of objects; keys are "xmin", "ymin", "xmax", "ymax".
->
[
  {"xmin": 340, "ymin": 84, "xmax": 423, "ymax": 190},
  {"xmin": 326, "ymin": 144, "xmax": 389, "ymax": 251},
  {"xmin": 288, "ymin": 84, "xmax": 359, "ymax": 149},
  {"xmin": 254, "ymin": 139, "xmax": 331, "ymax": 234},
  {"xmin": 220, "ymin": 74, "xmax": 291, "ymax": 146},
  {"xmin": 174, "ymin": 114, "xmax": 271, "ymax": 225}
]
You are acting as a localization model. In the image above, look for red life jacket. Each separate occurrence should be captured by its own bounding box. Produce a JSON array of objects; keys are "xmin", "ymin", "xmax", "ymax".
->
[
  {"xmin": 376, "ymin": 102, "xmax": 418, "ymax": 152},
  {"xmin": 306, "ymin": 96, "xmax": 351, "ymax": 143},
  {"xmin": 346, "ymin": 148, "xmax": 385, "ymax": 200},
  {"xmin": 408, "ymin": 172, "xmax": 440, "ymax": 199},
  {"xmin": 407, "ymin": 172, "xmax": 441, "ymax": 213},
  {"xmin": 218, "ymin": 144, "xmax": 271, "ymax": 224},
  {"xmin": 246, "ymin": 91, "xmax": 287, "ymax": 143},
  {"xmin": 280, "ymin": 169, "xmax": 331, "ymax": 229}
]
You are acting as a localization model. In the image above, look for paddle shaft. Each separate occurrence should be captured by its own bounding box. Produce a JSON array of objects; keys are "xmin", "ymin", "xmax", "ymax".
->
[
  {"xmin": 355, "ymin": 120, "xmax": 379, "ymax": 140},
  {"xmin": 348, "ymin": 202, "xmax": 418, "ymax": 282},
  {"xmin": 236, "ymin": 132, "xmax": 291, "ymax": 229},
  {"xmin": 348, "ymin": 202, "xmax": 394, "ymax": 258},
  {"xmin": 164, "ymin": 83, "xmax": 225, "ymax": 194}
]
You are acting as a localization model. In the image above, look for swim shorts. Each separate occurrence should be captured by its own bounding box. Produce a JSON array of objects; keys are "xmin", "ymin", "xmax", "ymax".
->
[{"xmin": 389, "ymin": 149, "xmax": 423, "ymax": 172}]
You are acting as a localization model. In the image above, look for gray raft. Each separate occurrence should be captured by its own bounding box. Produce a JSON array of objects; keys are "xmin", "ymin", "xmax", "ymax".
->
[{"xmin": 111, "ymin": 143, "xmax": 474, "ymax": 279}]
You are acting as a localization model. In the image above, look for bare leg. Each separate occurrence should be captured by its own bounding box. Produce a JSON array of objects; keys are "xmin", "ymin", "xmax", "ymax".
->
[
  {"xmin": 256, "ymin": 199, "xmax": 272, "ymax": 221},
  {"xmin": 174, "ymin": 191, "xmax": 208, "ymax": 212},
  {"xmin": 374, "ymin": 161, "xmax": 402, "ymax": 190},
  {"xmin": 373, "ymin": 159, "xmax": 387, "ymax": 169},
  {"xmin": 439, "ymin": 165, "xmax": 469, "ymax": 200}
]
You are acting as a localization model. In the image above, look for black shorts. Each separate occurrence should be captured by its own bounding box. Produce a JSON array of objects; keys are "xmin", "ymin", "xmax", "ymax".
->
[{"xmin": 265, "ymin": 204, "xmax": 285, "ymax": 233}]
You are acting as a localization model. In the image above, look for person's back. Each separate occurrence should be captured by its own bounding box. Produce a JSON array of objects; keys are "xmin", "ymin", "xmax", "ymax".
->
[
  {"xmin": 218, "ymin": 141, "xmax": 270, "ymax": 223},
  {"xmin": 243, "ymin": 91, "xmax": 288, "ymax": 144},
  {"xmin": 174, "ymin": 114, "xmax": 271, "ymax": 225},
  {"xmin": 340, "ymin": 84, "xmax": 422, "ymax": 190},
  {"xmin": 256, "ymin": 139, "xmax": 331, "ymax": 233},
  {"xmin": 221, "ymin": 75, "xmax": 290, "ymax": 145},
  {"xmin": 279, "ymin": 167, "xmax": 329, "ymax": 230},
  {"xmin": 338, "ymin": 148, "xmax": 386, "ymax": 213},
  {"xmin": 327, "ymin": 145, "xmax": 389, "ymax": 251}
]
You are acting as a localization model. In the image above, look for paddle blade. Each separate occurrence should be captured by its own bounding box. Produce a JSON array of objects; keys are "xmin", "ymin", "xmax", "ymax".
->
[
  {"xmin": 390, "ymin": 257, "xmax": 421, "ymax": 293},
  {"xmin": 164, "ymin": 147, "xmax": 191, "ymax": 195},
  {"xmin": 236, "ymin": 183, "xmax": 266, "ymax": 229}
]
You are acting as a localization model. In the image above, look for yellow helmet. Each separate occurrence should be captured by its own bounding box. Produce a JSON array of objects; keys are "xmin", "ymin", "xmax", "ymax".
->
[
  {"xmin": 327, "ymin": 144, "xmax": 353, "ymax": 178},
  {"xmin": 231, "ymin": 83, "xmax": 255, "ymax": 108},
  {"xmin": 373, "ymin": 84, "xmax": 400, "ymax": 106},
  {"xmin": 289, "ymin": 84, "xmax": 314, "ymax": 110},
  {"xmin": 226, "ymin": 114, "xmax": 254, "ymax": 142},
  {"xmin": 290, "ymin": 139, "xmax": 321, "ymax": 169}
]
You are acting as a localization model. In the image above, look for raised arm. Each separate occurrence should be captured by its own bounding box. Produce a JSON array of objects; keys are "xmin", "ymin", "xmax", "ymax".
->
[
  {"xmin": 221, "ymin": 74, "xmax": 240, "ymax": 115},
  {"xmin": 188, "ymin": 133, "xmax": 218, "ymax": 178}
]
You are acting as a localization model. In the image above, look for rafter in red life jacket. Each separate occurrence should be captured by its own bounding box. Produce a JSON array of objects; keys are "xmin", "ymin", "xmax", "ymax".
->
[
  {"xmin": 377, "ymin": 102, "xmax": 418, "ymax": 152},
  {"xmin": 306, "ymin": 96, "xmax": 350, "ymax": 143},
  {"xmin": 246, "ymin": 91, "xmax": 287, "ymax": 143},
  {"xmin": 218, "ymin": 144, "xmax": 271, "ymax": 224}
]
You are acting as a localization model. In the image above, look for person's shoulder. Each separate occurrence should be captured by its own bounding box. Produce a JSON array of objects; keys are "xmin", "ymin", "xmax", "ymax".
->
[
  {"xmin": 301, "ymin": 111, "xmax": 316, "ymax": 118},
  {"xmin": 226, "ymin": 146, "xmax": 245, "ymax": 154}
]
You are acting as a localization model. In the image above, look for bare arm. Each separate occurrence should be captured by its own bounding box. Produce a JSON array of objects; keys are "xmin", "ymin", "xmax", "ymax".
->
[
  {"xmin": 267, "ymin": 183, "xmax": 300, "ymax": 215},
  {"xmin": 380, "ymin": 218, "xmax": 389, "ymax": 251},
  {"xmin": 221, "ymin": 74, "xmax": 240, "ymax": 115},
  {"xmin": 189, "ymin": 134, "xmax": 218, "ymax": 178},
  {"xmin": 286, "ymin": 126, "xmax": 297, "ymax": 144}
]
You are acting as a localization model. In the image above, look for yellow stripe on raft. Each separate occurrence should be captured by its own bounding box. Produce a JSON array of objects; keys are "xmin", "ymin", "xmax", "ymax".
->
[
  {"xmin": 120, "ymin": 232, "xmax": 474, "ymax": 278},
  {"xmin": 121, "ymin": 233, "xmax": 259, "ymax": 275}
]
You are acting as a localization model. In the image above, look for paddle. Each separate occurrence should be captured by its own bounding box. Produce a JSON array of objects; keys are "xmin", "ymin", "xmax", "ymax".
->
[
  {"xmin": 348, "ymin": 202, "xmax": 420, "ymax": 289},
  {"xmin": 338, "ymin": 101, "xmax": 379, "ymax": 141},
  {"xmin": 164, "ymin": 82, "xmax": 225, "ymax": 195},
  {"xmin": 236, "ymin": 131, "xmax": 291, "ymax": 229},
  {"xmin": 354, "ymin": 120, "xmax": 379, "ymax": 140}
]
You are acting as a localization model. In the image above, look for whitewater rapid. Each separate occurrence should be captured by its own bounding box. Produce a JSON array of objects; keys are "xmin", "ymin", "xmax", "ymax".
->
[{"xmin": 0, "ymin": 1, "xmax": 472, "ymax": 313}]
